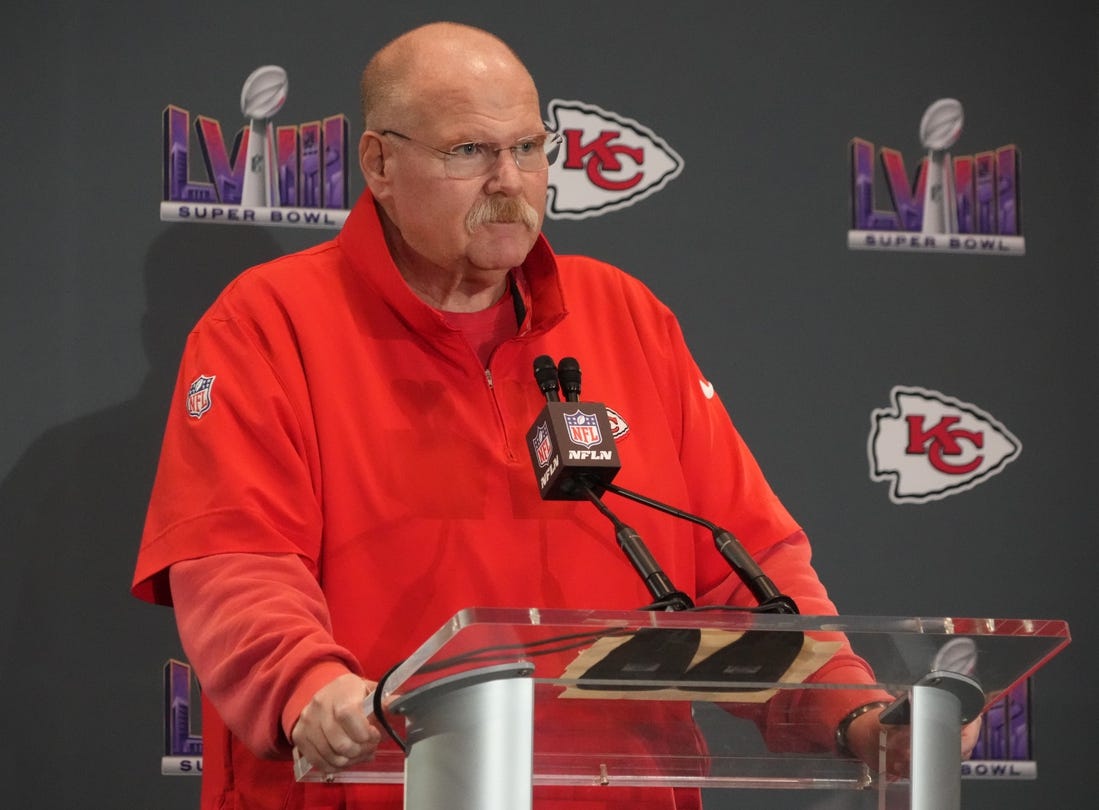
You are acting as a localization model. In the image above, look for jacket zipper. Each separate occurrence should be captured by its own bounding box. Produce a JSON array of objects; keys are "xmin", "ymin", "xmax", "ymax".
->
[{"xmin": 484, "ymin": 367, "xmax": 518, "ymax": 461}]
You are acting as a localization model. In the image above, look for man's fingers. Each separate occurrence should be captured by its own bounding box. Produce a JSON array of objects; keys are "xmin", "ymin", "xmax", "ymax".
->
[
  {"xmin": 320, "ymin": 715, "xmax": 381, "ymax": 763},
  {"xmin": 292, "ymin": 711, "xmax": 382, "ymax": 771},
  {"xmin": 961, "ymin": 716, "xmax": 983, "ymax": 759},
  {"xmin": 290, "ymin": 674, "xmax": 384, "ymax": 772},
  {"xmin": 294, "ymin": 729, "xmax": 372, "ymax": 772},
  {"xmin": 333, "ymin": 698, "xmax": 382, "ymax": 745}
]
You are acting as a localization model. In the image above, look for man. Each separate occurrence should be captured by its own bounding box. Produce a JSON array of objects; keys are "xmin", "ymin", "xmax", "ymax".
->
[{"xmin": 133, "ymin": 21, "xmax": 976, "ymax": 810}]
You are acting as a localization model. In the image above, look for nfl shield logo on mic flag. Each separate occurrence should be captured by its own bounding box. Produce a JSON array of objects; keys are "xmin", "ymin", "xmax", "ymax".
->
[
  {"xmin": 564, "ymin": 410, "xmax": 602, "ymax": 448},
  {"xmin": 533, "ymin": 422, "xmax": 553, "ymax": 467}
]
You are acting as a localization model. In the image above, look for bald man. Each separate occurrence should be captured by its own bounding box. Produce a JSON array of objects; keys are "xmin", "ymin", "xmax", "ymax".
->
[{"xmin": 133, "ymin": 22, "xmax": 976, "ymax": 810}]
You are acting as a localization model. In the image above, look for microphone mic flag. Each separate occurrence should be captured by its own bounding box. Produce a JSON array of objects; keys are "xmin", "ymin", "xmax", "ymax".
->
[
  {"xmin": 527, "ymin": 402, "xmax": 620, "ymax": 499},
  {"xmin": 526, "ymin": 358, "xmax": 621, "ymax": 500}
]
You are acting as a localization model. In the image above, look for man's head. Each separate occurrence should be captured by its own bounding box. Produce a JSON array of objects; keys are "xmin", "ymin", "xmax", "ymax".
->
[{"xmin": 357, "ymin": 23, "xmax": 551, "ymax": 307}]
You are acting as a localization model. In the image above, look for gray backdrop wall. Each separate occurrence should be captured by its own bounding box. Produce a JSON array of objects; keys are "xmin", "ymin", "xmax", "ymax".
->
[{"xmin": 1, "ymin": 1, "xmax": 1095, "ymax": 807}]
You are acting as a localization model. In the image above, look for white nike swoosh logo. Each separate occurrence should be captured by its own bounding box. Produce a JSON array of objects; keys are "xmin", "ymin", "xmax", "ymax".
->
[{"xmin": 699, "ymin": 380, "xmax": 715, "ymax": 399}]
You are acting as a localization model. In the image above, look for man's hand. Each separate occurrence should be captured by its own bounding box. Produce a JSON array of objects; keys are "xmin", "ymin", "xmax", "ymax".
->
[
  {"xmin": 847, "ymin": 706, "xmax": 983, "ymax": 777},
  {"xmin": 291, "ymin": 673, "xmax": 382, "ymax": 773}
]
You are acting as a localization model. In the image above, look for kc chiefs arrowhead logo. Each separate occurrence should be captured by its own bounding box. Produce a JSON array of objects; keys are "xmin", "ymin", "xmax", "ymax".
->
[
  {"xmin": 545, "ymin": 99, "xmax": 684, "ymax": 220},
  {"xmin": 868, "ymin": 386, "xmax": 1021, "ymax": 504}
]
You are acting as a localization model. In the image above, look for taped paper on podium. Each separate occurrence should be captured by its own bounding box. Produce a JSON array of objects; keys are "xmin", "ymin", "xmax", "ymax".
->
[{"xmin": 559, "ymin": 627, "xmax": 840, "ymax": 702}]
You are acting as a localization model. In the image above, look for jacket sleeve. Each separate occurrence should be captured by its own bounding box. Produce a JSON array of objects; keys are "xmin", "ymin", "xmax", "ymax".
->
[
  {"xmin": 169, "ymin": 552, "xmax": 363, "ymax": 758},
  {"xmin": 133, "ymin": 286, "xmax": 325, "ymax": 604},
  {"xmin": 132, "ymin": 286, "xmax": 356, "ymax": 758}
]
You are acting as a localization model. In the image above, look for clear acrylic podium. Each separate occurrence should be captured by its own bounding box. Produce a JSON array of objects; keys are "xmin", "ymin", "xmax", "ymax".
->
[{"xmin": 295, "ymin": 607, "xmax": 1069, "ymax": 809}]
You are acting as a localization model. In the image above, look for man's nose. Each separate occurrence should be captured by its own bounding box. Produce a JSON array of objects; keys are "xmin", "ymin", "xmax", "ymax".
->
[{"xmin": 483, "ymin": 147, "xmax": 525, "ymax": 195}]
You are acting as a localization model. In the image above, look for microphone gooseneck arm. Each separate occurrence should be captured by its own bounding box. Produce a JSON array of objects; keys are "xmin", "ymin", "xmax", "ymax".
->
[
  {"xmin": 602, "ymin": 482, "xmax": 799, "ymax": 615},
  {"xmin": 575, "ymin": 479, "xmax": 694, "ymax": 612}
]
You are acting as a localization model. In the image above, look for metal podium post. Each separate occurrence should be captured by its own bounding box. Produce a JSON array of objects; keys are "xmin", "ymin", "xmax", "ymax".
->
[
  {"xmin": 883, "ymin": 669, "xmax": 985, "ymax": 810},
  {"xmin": 391, "ymin": 661, "xmax": 536, "ymax": 810}
]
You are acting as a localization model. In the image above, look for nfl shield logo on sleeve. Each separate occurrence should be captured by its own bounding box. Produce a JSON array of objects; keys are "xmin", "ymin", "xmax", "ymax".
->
[{"xmin": 186, "ymin": 374, "xmax": 216, "ymax": 419}]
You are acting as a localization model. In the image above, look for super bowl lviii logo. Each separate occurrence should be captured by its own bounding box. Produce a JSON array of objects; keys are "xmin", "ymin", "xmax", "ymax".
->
[
  {"xmin": 869, "ymin": 386, "xmax": 1021, "ymax": 504},
  {"xmin": 162, "ymin": 660, "xmax": 203, "ymax": 775},
  {"xmin": 849, "ymin": 99, "xmax": 1024, "ymax": 255},
  {"xmin": 544, "ymin": 99, "xmax": 683, "ymax": 220},
  {"xmin": 162, "ymin": 66, "xmax": 349, "ymax": 229}
]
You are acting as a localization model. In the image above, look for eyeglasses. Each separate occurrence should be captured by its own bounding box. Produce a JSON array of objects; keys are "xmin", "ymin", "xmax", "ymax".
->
[{"xmin": 379, "ymin": 129, "xmax": 563, "ymax": 179}]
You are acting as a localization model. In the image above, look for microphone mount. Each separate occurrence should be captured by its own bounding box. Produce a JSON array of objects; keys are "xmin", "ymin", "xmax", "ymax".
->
[
  {"xmin": 575, "ymin": 478, "xmax": 694, "ymax": 612},
  {"xmin": 602, "ymin": 482, "xmax": 799, "ymax": 615}
]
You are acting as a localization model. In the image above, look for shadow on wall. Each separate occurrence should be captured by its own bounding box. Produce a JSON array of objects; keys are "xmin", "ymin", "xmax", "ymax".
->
[{"xmin": 0, "ymin": 224, "xmax": 286, "ymax": 807}]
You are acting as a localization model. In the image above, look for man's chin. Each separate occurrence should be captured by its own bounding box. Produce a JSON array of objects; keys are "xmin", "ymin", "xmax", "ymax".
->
[{"xmin": 467, "ymin": 231, "xmax": 538, "ymax": 271}]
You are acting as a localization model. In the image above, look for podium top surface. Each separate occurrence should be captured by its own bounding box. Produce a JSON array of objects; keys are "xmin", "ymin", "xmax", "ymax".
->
[{"xmin": 385, "ymin": 607, "xmax": 1069, "ymax": 703}]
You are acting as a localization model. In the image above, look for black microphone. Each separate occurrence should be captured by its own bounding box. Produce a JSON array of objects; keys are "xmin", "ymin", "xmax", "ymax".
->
[
  {"xmin": 557, "ymin": 356, "xmax": 582, "ymax": 402},
  {"xmin": 532, "ymin": 354, "xmax": 561, "ymax": 402},
  {"xmin": 526, "ymin": 357, "xmax": 620, "ymax": 500}
]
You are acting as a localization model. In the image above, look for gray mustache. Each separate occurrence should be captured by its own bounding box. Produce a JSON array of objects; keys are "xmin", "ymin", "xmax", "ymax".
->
[{"xmin": 466, "ymin": 196, "xmax": 540, "ymax": 232}]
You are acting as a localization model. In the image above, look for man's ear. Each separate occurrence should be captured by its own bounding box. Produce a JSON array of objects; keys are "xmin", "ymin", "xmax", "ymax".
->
[{"xmin": 359, "ymin": 131, "xmax": 389, "ymax": 198}]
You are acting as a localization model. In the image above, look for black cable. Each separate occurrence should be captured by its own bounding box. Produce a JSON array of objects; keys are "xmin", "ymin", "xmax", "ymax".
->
[
  {"xmin": 370, "ymin": 627, "xmax": 632, "ymax": 752},
  {"xmin": 418, "ymin": 628, "xmax": 630, "ymax": 674},
  {"xmin": 686, "ymin": 604, "xmax": 794, "ymax": 614},
  {"xmin": 372, "ymin": 660, "xmax": 408, "ymax": 753}
]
